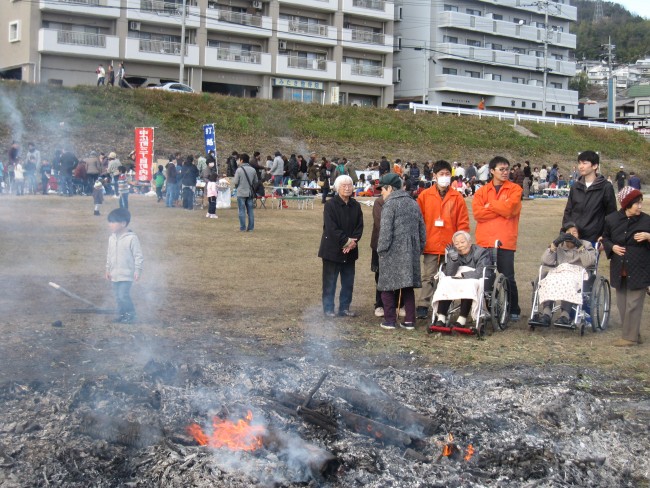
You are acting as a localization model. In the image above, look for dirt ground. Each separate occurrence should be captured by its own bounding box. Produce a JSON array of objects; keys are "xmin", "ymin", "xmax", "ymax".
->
[{"xmin": 0, "ymin": 192, "xmax": 648, "ymax": 388}]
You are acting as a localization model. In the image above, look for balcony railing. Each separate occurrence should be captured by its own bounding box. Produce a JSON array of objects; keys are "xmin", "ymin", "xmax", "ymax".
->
[
  {"xmin": 212, "ymin": 8, "xmax": 263, "ymax": 27},
  {"xmin": 288, "ymin": 20, "xmax": 329, "ymax": 37},
  {"xmin": 140, "ymin": 0, "xmax": 190, "ymax": 15},
  {"xmin": 352, "ymin": 0, "xmax": 385, "ymax": 10},
  {"xmin": 350, "ymin": 29, "xmax": 384, "ymax": 44},
  {"xmin": 215, "ymin": 48, "xmax": 261, "ymax": 63},
  {"xmin": 57, "ymin": 30, "xmax": 106, "ymax": 47},
  {"xmin": 288, "ymin": 56, "xmax": 327, "ymax": 70},
  {"xmin": 349, "ymin": 64, "xmax": 384, "ymax": 76},
  {"xmin": 55, "ymin": 0, "xmax": 100, "ymax": 5},
  {"xmin": 138, "ymin": 39, "xmax": 186, "ymax": 55}
]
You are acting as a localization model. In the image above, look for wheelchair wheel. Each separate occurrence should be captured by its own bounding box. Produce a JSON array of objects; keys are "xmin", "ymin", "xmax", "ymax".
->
[
  {"xmin": 491, "ymin": 273, "xmax": 511, "ymax": 331},
  {"xmin": 590, "ymin": 276, "xmax": 611, "ymax": 331}
]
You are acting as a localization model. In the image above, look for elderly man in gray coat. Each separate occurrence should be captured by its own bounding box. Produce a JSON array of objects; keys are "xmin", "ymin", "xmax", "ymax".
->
[{"xmin": 377, "ymin": 173, "xmax": 426, "ymax": 330}]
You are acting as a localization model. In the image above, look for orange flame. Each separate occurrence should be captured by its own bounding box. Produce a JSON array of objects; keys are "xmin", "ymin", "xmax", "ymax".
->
[
  {"xmin": 187, "ymin": 410, "xmax": 266, "ymax": 451},
  {"xmin": 442, "ymin": 444, "xmax": 454, "ymax": 457},
  {"xmin": 464, "ymin": 444, "xmax": 475, "ymax": 461}
]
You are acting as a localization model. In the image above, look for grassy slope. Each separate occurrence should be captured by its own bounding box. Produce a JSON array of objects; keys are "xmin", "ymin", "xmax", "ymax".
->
[{"xmin": 1, "ymin": 81, "xmax": 649, "ymax": 178}]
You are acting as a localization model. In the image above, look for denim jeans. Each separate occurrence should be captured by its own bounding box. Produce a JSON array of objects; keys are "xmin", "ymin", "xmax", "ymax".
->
[
  {"xmin": 237, "ymin": 196, "xmax": 254, "ymax": 231},
  {"xmin": 61, "ymin": 175, "xmax": 72, "ymax": 196},
  {"xmin": 112, "ymin": 281, "xmax": 134, "ymax": 316},
  {"xmin": 322, "ymin": 259, "xmax": 355, "ymax": 314},
  {"xmin": 495, "ymin": 248, "xmax": 520, "ymax": 315},
  {"xmin": 166, "ymin": 182, "xmax": 178, "ymax": 207},
  {"xmin": 119, "ymin": 192, "xmax": 129, "ymax": 209}
]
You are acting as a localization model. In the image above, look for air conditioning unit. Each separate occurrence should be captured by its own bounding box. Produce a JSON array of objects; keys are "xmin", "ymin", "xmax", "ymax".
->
[
  {"xmin": 251, "ymin": 0, "xmax": 262, "ymax": 8},
  {"xmin": 129, "ymin": 21, "xmax": 141, "ymax": 31},
  {"xmin": 484, "ymin": 74, "xmax": 493, "ymax": 80},
  {"xmin": 393, "ymin": 67, "xmax": 401, "ymax": 83},
  {"xmin": 278, "ymin": 40, "xmax": 287, "ymax": 50}
]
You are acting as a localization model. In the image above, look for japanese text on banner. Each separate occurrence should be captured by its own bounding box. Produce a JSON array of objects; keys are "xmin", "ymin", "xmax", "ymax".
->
[
  {"xmin": 203, "ymin": 124, "xmax": 216, "ymax": 154},
  {"xmin": 134, "ymin": 127, "xmax": 154, "ymax": 181}
]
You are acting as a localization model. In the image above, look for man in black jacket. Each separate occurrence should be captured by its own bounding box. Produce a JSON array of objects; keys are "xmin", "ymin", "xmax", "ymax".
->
[
  {"xmin": 562, "ymin": 150, "xmax": 617, "ymax": 244},
  {"xmin": 59, "ymin": 146, "xmax": 79, "ymax": 197},
  {"xmin": 318, "ymin": 175, "xmax": 364, "ymax": 317}
]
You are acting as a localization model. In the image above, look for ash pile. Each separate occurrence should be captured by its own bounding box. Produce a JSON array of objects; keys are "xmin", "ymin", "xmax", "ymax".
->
[{"xmin": 0, "ymin": 358, "xmax": 648, "ymax": 487}]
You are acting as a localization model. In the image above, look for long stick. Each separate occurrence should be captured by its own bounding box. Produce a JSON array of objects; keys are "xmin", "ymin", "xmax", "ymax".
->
[
  {"xmin": 302, "ymin": 371, "xmax": 329, "ymax": 409},
  {"xmin": 48, "ymin": 282, "xmax": 100, "ymax": 309}
]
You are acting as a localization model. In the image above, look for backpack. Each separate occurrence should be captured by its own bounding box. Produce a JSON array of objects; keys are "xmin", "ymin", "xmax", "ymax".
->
[
  {"xmin": 154, "ymin": 173, "xmax": 165, "ymax": 187},
  {"xmin": 337, "ymin": 163, "xmax": 346, "ymax": 175}
]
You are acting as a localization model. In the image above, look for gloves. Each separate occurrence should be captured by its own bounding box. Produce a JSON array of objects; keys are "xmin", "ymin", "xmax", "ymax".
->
[
  {"xmin": 567, "ymin": 235, "xmax": 582, "ymax": 248},
  {"xmin": 552, "ymin": 233, "xmax": 566, "ymax": 247},
  {"xmin": 445, "ymin": 243, "xmax": 459, "ymax": 261}
]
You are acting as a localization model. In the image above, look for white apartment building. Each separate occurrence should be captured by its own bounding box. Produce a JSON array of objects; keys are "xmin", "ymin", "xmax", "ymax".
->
[
  {"xmin": 393, "ymin": 0, "xmax": 579, "ymax": 116},
  {"xmin": 1, "ymin": 0, "xmax": 396, "ymax": 107}
]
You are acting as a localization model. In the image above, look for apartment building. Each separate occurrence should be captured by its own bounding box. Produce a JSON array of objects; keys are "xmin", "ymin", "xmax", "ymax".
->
[
  {"xmin": 1, "ymin": 0, "xmax": 395, "ymax": 107},
  {"xmin": 393, "ymin": 0, "xmax": 579, "ymax": 116}
]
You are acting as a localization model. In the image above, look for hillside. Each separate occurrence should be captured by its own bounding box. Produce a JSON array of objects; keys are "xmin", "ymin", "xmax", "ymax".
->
[
  {"xmin": 0, "ymin": 81, "xmax": 649, "ymax": 178},
  {"xmin": 574, "ymin": 0, "xmax": 650, "ymax": 63}
]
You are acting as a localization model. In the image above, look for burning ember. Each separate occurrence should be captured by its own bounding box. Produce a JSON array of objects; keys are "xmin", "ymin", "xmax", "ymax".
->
[
  {"xmin": 439, "ymin": 433, "xmax": 475, "ymax": 462},
  {"xmin": 187, "ymin": 410, "xmax": 266, "ymax": 451}
]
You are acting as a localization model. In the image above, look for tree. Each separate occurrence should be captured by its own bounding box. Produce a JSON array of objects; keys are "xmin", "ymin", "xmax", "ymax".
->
[{"xmin": 569, "ymin": 71, "xmax": 590, "ymax": 98}]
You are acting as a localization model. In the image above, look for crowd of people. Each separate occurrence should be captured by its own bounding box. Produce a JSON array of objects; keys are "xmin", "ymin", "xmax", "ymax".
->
[
  {"xmin": 2, "ymin": 142, "xmax": 648, "ymax": 343},
  {"xmin": 319, "ymin": 151, "xmax": 649, "ymax": 347}
]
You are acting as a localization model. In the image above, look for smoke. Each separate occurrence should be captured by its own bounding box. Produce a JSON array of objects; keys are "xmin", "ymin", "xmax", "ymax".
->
[{"xmin": 0, "ymin": 86, "xmax": 25, "ymax": 144}]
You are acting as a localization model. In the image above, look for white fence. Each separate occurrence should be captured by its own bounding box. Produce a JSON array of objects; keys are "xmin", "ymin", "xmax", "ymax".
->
[{"xmin": 408, "ymin": 103, "xmax": 633, "ymax": 132}]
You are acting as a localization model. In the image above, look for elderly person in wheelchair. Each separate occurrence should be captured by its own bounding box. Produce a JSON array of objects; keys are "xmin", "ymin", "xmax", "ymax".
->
[
  {"xmin": 430, "ymin": 231, "xmax": 492, "ymax": 330},
  {"xmin": 535, "ymin": 222, "xmax": 597, "ymax": 327}
]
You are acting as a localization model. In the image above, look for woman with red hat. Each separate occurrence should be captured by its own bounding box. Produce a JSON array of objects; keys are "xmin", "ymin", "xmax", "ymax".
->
[{"xmin": 602, "ymin": 187, "xmax": 650, "ymax": 346}]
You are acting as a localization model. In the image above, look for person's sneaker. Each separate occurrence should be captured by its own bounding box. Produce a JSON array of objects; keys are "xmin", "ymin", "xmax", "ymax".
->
[
  {"xmin": 338, "ymin": 310, "xmax": 357, "ymax": 317},
  {"xmin": 431, "ymin": 320, "xmax": 446, "ymax": 328},
  {"xmin": 416, "ymin": 307, "xmax": 429, "ymax": 319},
  {"xmin": 94, "ymin": 210, "xmax": 100, "ymax": 216},
  {"xmin": 400, "ymin": 322, "xmax": 415, "ymax": 330},
  {"xmin": 380, "ymin": 322, "xmax": 396, "ymax": 330},
  {"xmin": 374, "ymin": 307, "xmax": 384, "ymax": 317},
  {"xmin": 206, "ymin": 213, "xmax": 210, "ymax": 218},
  {"xmin": 324, "ymin": 311, "xmax": 336, "ymax": 318},
  {"xmin": 541, "ymin": 314, "xmax": 551, "ymax": 326},
  {"xmin": 211, "ymin": 215, "xmax": 218, "ymax": 219},
  {"xmin": 510, "ymin": 313, "xmax": 520, "ymax": 321},
  {"xmin": 398, "ymin": 308, "xmax": 406, "ymax": 317}
]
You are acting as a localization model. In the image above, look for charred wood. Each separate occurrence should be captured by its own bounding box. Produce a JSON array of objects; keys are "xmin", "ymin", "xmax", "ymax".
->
[
  {"xmin": 337, "ymin": 409, "xmax": 413, "ymax": 447},
  {"xmin": 332, "ymin": 386, "xmax": 436, "ymax": 436},
  {"xmin": 79, "ymin": 413, "xmax": 162, "ymax": 448}
]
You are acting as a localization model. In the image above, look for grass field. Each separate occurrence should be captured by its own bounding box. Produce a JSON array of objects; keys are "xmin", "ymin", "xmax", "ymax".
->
[{"xmin": 0, "ymin": 192, "xmax": 648, "ymax": 389}]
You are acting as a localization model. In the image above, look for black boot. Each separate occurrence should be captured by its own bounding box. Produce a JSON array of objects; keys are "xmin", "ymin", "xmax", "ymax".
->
[{"xmin": 94, "ymin": 210, "xmax": 100, "ymax": 216}]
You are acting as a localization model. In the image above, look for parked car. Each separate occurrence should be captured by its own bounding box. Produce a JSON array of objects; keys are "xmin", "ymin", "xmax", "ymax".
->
[{"xmin": 147, "ymin": 82, "xmax": 195, "ymax": 93}]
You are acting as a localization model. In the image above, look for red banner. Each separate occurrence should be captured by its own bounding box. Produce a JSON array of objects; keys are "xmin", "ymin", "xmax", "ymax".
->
[{"xmin": 134, "ymin": 127, "xmax": 154, "ymax": 182}]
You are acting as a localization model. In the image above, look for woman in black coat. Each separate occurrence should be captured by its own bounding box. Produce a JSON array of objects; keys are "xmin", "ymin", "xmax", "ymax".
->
[{"xmin": 602, "ymin": 187, "xmax": 650, "ymax": 346}]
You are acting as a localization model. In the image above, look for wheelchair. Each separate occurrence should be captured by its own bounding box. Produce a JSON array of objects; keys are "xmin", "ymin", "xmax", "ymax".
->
[
  {"xmin": 528, "ymin": 243, "xmax": 611, "ymax": 336},
  {"xmin": 428, "ymin": 240, "xmax": 511, "ymax": 338}
]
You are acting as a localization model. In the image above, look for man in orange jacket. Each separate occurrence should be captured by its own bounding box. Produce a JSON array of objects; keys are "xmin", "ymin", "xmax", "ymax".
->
[
  {"xmin": 416, "ymin": 160, "xmax": 470, "ymax": 319},
  {"xmin": 472, "ymin": 156, "xmax": 523, "ymax": 320}
]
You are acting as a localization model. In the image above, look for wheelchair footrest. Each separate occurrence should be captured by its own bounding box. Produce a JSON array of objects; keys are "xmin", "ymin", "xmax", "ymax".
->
[
  {"xmin": 451, "ymin": 326, "xmax": 476, "ymax": 335},
  {"xmin": 428, "ymin": 325, "xmax": 454, "ymax": 334},
  {"xmin": 528, "ymin": 319, "xmax": 550, "ymax": 328}
]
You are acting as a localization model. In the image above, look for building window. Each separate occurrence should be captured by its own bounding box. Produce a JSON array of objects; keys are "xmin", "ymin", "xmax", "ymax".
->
[
  {"xmin": 9, "ymin": 21, "xmax": 20, "ymax": 42},
  {"xmin": 492, "ymin": 13, "xmax": 503, "ymax": 20},
  {"xmin": 638, "ymin": 102, "xmax": 650, "ymax": 115},
  {"xmin": 511, "ymin": 100, "xmax": 516, "ymax": 107},
  {"xmin": 512, "ymin": 47, "xmax": 525, "ymax": 54},
  {"xmin": 561, "ymin": 106, "xmax": 565, "ymax": 111},
  {"xmin": 444, "ymin": 4, "xmax": 458, "ymax": 12},
  {"xmin": 513, "ymin": 18, "xmax": 526, "ymax": 25},
  {"xmin": 467, "ymin": 39, "xmax": 481, "ymax": 47},
  {"xmin": 465, "ymin": 70, "xmax": 480, "ymax": 78},
  {"xmin": 532, "ymin": 102, "xmax": 537, "ymax": 108},
  {"xmin": 552, "ymin": 53, "xmax": 564, "ymax": 60},
  {"xmin": 442, "ymin": 67, "xmax": 457, "ymax": 75},
  {"xmin": 551, "ymin": 82, "xmax": 562, "ymax": 89},
  {"xmin": 552, "ymin": 105, "xmax": 556, "ymax": 111},
  {"xmin": 512, "ymin": 77, "xmax": 525, "ymax": 84},
  {"xmin": 522, "ymin": 101, "xmax": 526, "ymax": 107},
  {"xmin": 443, "ymin": 35, "xmax": 458, "ymax": 44},
  {"xmin": 466, "ymin": 8, "xmax": 481, "ymax": 16},
  {"xmin": 490, "ymin": 43, "xmax": 503, "ymax": 51}
]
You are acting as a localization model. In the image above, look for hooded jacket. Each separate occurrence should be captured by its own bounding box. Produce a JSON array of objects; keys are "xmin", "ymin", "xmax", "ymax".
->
[
  {"xmin": 417, "ymin": 185, "xmax": 469, "ymax": 255},
  {"xmin": 562, "ymin": 175, "xmax": 617, "ymax": 243},
  {"xmin": 106, "ymin": 230, "xmax": 143, "ymax": 282}
]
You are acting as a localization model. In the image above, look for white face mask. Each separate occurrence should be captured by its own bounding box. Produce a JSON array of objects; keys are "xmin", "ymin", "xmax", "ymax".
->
[{"xmin": 437, "ymin": 176, "xmax": 451, "ymax": 187}]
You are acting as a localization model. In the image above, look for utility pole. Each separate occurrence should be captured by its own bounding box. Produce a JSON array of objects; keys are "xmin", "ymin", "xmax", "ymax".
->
[
  {"xmin": 601, "ymin": 38, "xmax": 616, "ymax": 123},
  {"xmin": 414, "ymin": 44, "xmax": 430, "ymax": 104},
  {"xmin": 542, "ymin": 0, "xmax": 549, "ymax": 117},
  {"xmin": 179, "ymin": 0, "xmax": 187, "ymax": 84}
]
